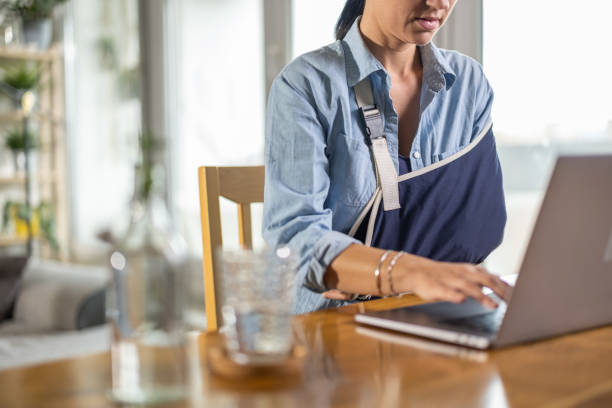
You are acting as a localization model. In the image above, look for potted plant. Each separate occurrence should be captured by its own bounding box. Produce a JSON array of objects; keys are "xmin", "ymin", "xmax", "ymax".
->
[
  {"xmin": 2, "ymin": 62, "xmax": 40, "ymax": 91},
  {"xmin": 2, "ymin": 200, "xmax": 36, "ymax": 240},
  {"xmin": 4, "ymin": 127, "xmax": 36, "ymax": 173},
  {"xmin": 0, "ymin": 0, "xmax": 68, "ymax": 49},
  {"xmin": 2, "ymin": 200, "xmax": 58, "ymax": 250}
]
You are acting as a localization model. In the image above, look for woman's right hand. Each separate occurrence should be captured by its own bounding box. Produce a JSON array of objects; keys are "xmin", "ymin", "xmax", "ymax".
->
[
  {"xmin": 394, "ymin": 254, "xmax": 512, "ymax": 309},
  {"xmin": 324, "ymin": 245, "xmax": 512, "ymax": 308}
]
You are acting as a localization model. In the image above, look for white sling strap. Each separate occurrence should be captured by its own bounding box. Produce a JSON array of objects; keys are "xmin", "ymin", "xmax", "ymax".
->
[{"xmin": 354, "ymin": 78, "xmax": 400, "ymax": 211}]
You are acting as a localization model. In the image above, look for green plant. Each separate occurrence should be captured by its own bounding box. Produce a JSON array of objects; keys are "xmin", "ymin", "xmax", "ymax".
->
[
  {"xmin": 117, "ymin": 66, "xmax": 140, "ymax": 100},
  {"xmin": 2, "ymin": 63, "xmax": 40, "ymax": 90},
  {"xmin": 137, "ymin": 131, "xmax": 164, "ymax": 201},
  {"xmin": 37, "ymin": 201, "xmax": 58, "ymax": 249},
  {"xmin": 4, "ymin": 127, "xmax": 37, "ymax": 151},
  {"xmin": 1, "ymin": 200, "xmax": 59, "ymax": 250},
  {"xmin": 95, "ymin": 36, "xmax": 118, "ymax": 71},
  {"xmin": 2, "ymin": 200, "xmax": 29, "ymax": 229},
  {"xmin": 2, "ymin": 200, "xmax": 14, "ymax": 230},
  {"xmin": 0, "ymin": 0, "xmax": 68, "ymax": 23}
]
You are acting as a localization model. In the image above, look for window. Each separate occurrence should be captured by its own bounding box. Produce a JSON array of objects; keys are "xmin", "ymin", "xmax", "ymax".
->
[
  {"xmin": 483, "ymin": 1, "xmax": 612, "ymax": 275},
  {"xmin": 171, "ymin": 0, "xmax": 266, "ymax": 253},
  {"xmin": 65, "ymin": 0, "xmax": 141, "ymax": 260}
]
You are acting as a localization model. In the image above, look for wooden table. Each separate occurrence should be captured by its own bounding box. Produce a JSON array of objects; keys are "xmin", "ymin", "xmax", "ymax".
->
[{"xmin": 2, "ymin": 295, "xmax": 612, "ymax": 407}]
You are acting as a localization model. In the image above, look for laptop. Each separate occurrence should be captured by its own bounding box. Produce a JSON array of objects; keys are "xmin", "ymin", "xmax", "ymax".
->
[{"xmin": 355, "ymin": 155, "xmax": 612, "ymax": 349}]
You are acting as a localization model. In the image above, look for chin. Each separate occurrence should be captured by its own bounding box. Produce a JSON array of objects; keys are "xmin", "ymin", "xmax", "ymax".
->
[{"xmin": 408, "ymin": 32, "xmax": 436, "ymax": 46}]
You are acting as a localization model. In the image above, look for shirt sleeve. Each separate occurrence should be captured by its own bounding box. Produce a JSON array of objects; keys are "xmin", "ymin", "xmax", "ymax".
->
[
  {"xmin": 263, "ymin": 71, "xmax": 359, "ymax": 293},
  {"xmin": 472, "ymin": 66, "xmax": 495, "ymax": 139}
]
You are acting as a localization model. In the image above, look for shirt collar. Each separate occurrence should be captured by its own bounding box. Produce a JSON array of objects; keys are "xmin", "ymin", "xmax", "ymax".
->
[
  {"xmin": 419, "ymin": 41, "xmax": 456, "ymax": 92},
  {"xmin": 342, "ymin": 16, "xmax": 456, "ymax": 92}
]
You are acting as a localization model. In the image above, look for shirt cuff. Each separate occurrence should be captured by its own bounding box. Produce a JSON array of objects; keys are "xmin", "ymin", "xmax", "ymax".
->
[{"xmin": 302, "ymin": 230, "xmax": 360, "ymax": 293}]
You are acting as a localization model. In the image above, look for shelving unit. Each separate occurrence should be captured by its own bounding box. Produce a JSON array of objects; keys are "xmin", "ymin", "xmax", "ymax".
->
[
  {"xmin": 0, "ymin": 176, "xmax": 26, "ymax": 185},
  {"xmin": 0, "ymin": 235, "xmax": 26, "ymax": 246},
  {"xmin": 0, "ymin": 45, "xmax": 70, "ymax": 261}
]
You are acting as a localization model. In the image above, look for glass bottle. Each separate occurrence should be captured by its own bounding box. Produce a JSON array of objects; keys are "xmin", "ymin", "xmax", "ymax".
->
[{"xmin": 106, "ymin": 163, "xmax": 188, "ymax": 405}]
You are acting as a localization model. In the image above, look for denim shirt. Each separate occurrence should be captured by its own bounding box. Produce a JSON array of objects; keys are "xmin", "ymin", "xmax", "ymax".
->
[{"xmin": 263, "ymin": 18, "xmax": 494, "ymax": 314}]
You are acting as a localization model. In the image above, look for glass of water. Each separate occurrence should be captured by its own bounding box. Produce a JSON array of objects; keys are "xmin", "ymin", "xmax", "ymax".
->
[{"xmin": 218, "ymin": 247, "xmax": 297, "ymax": 365}]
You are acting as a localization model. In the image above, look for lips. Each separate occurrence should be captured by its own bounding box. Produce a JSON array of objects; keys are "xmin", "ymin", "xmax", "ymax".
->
[{"xmin": 415, "ymin": 17, "xmax": 440, "ymax": 31}]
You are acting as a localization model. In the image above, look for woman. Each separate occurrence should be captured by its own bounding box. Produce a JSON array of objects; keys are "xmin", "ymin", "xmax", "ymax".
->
[{"xmin": 263, "ymin": 0, "xmax": 511, "ymax": 314}]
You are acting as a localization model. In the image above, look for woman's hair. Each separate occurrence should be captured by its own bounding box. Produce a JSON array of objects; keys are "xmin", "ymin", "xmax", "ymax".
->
[{"xmin": 335, "ymin": 0, "xmax": 365, "ymax": 40}]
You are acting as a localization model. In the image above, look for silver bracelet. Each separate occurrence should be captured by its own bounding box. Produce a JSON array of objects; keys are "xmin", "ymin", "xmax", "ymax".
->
[
  {"xmin": 387, "ymin": 251, "xmax": 404, "ymax": 296},
  {"xmin": 375, "ymin": 250, "xmax": 392, "ymax": 296}
]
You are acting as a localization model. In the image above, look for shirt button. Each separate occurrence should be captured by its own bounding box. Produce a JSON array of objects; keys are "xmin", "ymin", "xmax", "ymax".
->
[{"xmin": 412, "ymin": 151, "xmax": 421, "ymax": 159}]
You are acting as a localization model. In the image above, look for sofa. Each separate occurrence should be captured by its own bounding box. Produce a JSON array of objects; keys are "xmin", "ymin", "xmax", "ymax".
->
[{"xmin": 0, "ymin": 258, "xmax": 110, "ymax": 371}]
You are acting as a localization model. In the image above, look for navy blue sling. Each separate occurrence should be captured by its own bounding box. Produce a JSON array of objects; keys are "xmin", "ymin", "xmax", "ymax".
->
[{"xmin": 351, "ymin": 124, "xmax": 507, "ymax": 264}]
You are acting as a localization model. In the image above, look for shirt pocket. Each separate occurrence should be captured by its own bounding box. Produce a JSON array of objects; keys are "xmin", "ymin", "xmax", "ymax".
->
[{"xmin": 329, "ymin": 135, "xmax": 376, "ymax": 207}]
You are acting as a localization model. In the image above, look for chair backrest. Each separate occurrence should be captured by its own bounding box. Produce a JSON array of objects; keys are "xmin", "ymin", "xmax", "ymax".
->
[{"xmin": 198, "ymin": 165, "xmax": 265, "ymax": 331}]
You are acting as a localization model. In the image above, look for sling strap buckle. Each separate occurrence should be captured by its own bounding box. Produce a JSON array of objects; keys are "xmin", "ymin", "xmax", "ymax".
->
[
  {"xmin": 354, "ymin": 78, "xmax": 400, "ymax": 211},
  {"xmin": 360, "ymin": 106, "xmax": 385, "ymax": 142}
]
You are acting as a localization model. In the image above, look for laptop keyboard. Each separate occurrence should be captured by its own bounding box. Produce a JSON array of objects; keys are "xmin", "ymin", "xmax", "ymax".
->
[{"xmin": 440, "ymin": 303, "xmax": 506, "ymax": 335}]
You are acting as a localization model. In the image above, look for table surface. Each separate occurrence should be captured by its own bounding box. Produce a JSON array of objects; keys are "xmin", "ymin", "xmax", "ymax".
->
[{"xmin": 1, "ymin": 295, "xmax": 612, "ymax": 408}]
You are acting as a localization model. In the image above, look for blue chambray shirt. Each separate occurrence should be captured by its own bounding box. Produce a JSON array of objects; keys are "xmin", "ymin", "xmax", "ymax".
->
[{"xmin": 263, "ymin": 18, "xmax": 494, "ymax": 314}]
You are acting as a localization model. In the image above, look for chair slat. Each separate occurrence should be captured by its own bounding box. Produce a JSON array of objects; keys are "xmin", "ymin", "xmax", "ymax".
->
[
  {"xmin": 237, "ymin": 203, "xmax": 253, "ymax": 250},
  {"xmin": 218, "ymin": 166, "xmax": 265, "ymax": 204}
]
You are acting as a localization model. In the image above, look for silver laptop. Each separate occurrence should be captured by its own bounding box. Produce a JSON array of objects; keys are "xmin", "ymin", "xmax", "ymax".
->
[{"xmin": 355, "ymin": 155, "xmax": 612, "ymax": 349}]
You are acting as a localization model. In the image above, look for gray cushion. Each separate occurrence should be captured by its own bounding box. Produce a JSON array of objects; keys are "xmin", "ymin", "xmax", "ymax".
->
[
  {"xmin": 13, "ymin": 260, "xmax": 109, "ymax": 331},
  {"xmin": 0, "ymin": 257, "xmax": 28, "ymax": 321}
]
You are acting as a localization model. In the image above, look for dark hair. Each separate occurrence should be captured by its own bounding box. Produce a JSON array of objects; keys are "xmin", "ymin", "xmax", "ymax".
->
[{"xmin": 335, "ymin": 0, "xmax": 365, "ymax": 40}]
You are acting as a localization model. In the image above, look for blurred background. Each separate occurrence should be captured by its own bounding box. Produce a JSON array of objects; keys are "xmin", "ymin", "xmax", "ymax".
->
[{"xmin": 0, "ymin": 0, "xmax": 611, "ymax": 368}]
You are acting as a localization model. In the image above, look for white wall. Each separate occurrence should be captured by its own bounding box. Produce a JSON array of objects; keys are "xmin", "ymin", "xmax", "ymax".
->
[
  {"xmin": 435, "ymin": 0, "xmax": 482, "ymax": 62},
  {"xmin": 292, "ymin": 0, "xmax": 345, "ymax": 58}
]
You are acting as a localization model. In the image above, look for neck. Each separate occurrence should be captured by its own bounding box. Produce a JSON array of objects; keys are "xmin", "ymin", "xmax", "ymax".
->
[{"xmin": 359, "ymin": 14, "xmax": 421, "ymax": 79}]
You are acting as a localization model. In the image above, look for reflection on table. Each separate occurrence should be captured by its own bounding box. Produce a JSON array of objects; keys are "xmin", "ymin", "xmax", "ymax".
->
[{"xmin": 1, "ymin": 294, "xmax": 612, "ymax": 407}]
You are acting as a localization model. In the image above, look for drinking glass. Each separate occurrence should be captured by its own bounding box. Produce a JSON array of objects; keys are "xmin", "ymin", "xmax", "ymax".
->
[{"xmin": 218, "ymin": 247, "xmax": 297, "ymax": 364}]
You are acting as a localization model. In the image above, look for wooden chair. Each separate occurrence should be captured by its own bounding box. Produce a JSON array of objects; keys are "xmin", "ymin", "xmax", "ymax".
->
[{"xmin": 198, "ymin": 165, "xmax": 265, "ymax": 332}]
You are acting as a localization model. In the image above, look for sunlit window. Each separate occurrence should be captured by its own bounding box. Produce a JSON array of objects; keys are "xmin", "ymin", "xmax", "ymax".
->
[
  {"xmin": 483, "ymin": 0, "xmax": 612, "ymax": 275},
  {"xmin": 484, "ymin": 1, "xmax": 612, "ymax": 144},
  {"xmin": 67, "ymin": 0, "xmax": 141, "ymax": 259},
  {"xmin": 172, "ymin": 0, "xmax": 265, "ymax": 252}
]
